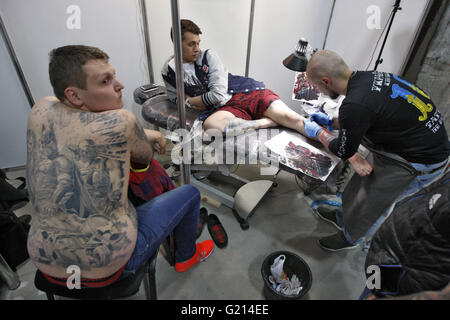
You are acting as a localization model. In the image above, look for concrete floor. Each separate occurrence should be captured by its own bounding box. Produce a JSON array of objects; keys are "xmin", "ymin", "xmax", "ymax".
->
[{"xmin": 0, "ymin": 164, "xmax": 368, "ymax": 300}]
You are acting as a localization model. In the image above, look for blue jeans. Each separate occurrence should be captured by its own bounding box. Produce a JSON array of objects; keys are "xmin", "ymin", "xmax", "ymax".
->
[
  {"xmin": 341, "ymin": 158, "xmax": 448, "ymax": 244},
  {"xmin": 120, "ymin": 184, "xmax": 200, "ymax": 278},
  {"xmin": 359, "ymin": 286, "xmax": 373, "ymax": 300}
]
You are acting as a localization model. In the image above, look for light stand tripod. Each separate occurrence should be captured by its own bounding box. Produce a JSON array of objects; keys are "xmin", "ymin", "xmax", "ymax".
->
[{"xmin": 374, "ymin": 0, "xmax": 402, "ymax": 70}]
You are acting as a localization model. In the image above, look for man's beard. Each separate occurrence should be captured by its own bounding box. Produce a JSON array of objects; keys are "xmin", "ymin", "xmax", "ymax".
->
[{"xmin": 329, "ymin": 91, "xmax": 340, "ymax": 100}]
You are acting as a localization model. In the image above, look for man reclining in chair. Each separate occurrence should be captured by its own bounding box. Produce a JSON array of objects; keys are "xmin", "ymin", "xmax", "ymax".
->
[
  {"xmin": 162, "ymin": 19, "xmax": 371, "ymax": 175},
  {"xmin": 162, "ymin": 19, "xmax": 309, "ymax": 137},
  {"xmin": 26, "ymin": 45, "xmax": 214, "ymax": 288}
]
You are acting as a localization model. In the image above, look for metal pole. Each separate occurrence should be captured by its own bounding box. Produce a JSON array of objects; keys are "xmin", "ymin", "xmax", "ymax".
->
[
  {"xmin": 322, "ymin": 0, "xmax": 336, "ymax": 50},
  {"xmin": 0, "ymin": 13, "xmax": 35, "ymax": 107},
  {"xmin": 245, "ymin": 0, "xmax": 255, "ymax": 77},
  {"xmin": 139, "ymin": 0, "xmax": 155, "ymax": 84},
  {"xmin": 374, "ymin": 0, "xmax": 402, "ymax": 70},
  {"xmin": 170, "ymin": 0, "xmax": 190, "ymax": 185}
]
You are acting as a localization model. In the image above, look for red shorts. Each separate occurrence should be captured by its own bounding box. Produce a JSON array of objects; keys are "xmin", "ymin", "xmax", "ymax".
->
[{"xmin": 217, "ymin": 89, "xmax": 280, "ymax": 120}]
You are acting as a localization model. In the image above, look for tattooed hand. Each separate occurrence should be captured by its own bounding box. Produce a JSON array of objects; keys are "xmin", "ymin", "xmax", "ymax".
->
[{"xmin": 145, "ymin": 129, "xmax": 166, "ymax": 155}]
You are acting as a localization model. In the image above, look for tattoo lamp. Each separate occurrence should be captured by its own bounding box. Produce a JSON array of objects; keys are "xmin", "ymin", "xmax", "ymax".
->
[{"xmin": 283, "ymin": 38, "xmax": 316, "ymax": 72}]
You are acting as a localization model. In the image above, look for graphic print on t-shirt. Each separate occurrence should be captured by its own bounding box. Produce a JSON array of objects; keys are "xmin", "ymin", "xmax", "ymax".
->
[{"xmin": 390, "ymin": 75, "xmax": 434, "ymax": 122}]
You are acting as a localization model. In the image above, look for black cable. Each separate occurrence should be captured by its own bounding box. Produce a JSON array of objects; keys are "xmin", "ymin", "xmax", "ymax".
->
[{"xmin": 322, "ymin": 0, "xmax": 337, "ymax": 50}]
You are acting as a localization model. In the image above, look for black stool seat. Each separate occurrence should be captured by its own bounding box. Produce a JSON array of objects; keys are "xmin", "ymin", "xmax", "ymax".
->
[{"xmin": 34, "ymin": 249, "xmax": 158, "ymax": 300}]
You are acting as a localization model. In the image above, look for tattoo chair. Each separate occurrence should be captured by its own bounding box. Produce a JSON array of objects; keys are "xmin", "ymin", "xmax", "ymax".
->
[
  {"xmin": 134, "ymin": 85, "xmax": 332, "ymax": 229},
  {"xmin": 34, "ymin": 248, "xmax": 159, "ymax": 300}
]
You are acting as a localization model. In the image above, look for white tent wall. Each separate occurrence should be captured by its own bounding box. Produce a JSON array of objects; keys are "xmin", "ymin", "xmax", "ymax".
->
[
  {"xmin": 144, "ymin": 0, "xmax": 429, "ymax": 108},
  {"xmin": 145, "ymin": 0, "xmax": 335, "ymax": 108},
  {"xmin": 0, "ymin": 34, "xmax": 30, "ymax": 168},
  {"xmin": 0, "ymin": 0, "xmax": 148, "ymax": 167},
  {"xmin": 145, "ymin": 0, "xmax": 252, "ymax": 86},
  {"xmin": 324, "ymin": 0, "xmax": 429, "ymax": 74},
  {"xmin": 0, "ymin": 0, "xmax": 149, "ymax": 112},
  {"xmin": 0, "ymin": 0, "xmax": 435, "ymax": 167},
  {"xmin": 248, "ymin": 0, "xmax": 335, "ymax": 108}
]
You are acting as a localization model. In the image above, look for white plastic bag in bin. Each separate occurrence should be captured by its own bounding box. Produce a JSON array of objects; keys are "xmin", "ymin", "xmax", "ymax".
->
[
  {"xmin": 268, "ymin": 254, "xmax": 304, "ymax": 296},
  {"xmin": 270, "ymin": 255, "xmax": 288, "ymax": 283}
]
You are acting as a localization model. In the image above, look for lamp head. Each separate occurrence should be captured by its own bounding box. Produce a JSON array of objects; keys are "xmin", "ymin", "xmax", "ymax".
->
[{"xmin": 283, "ymin": 38, "xmax": 315, "ymax": 72}]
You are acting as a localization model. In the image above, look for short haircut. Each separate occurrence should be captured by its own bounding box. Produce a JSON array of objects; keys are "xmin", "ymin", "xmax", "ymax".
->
[
  {"xmin": 170, "ymin": 19, "xmax": 202, "ymax": 42},
  {"xmin": 49, "ymin": 45, "xmax": 109, "ymax": 102},
  {"xmin": 306, "ymin": 50, "xmax": 349, "ymax": 84}
]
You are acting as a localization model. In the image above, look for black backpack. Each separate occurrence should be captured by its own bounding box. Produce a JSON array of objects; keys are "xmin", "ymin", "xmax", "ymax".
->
[
  {"xmin": 0, "ymin": 168, "xmax": 30, "ymax": 271},
  {"xmin": 0, "ymin": 169, "xmax": 28, "ymax": 211},
  {"xmin": 0, "ymin": 209, "xmax": 29, "ymax": 271}
]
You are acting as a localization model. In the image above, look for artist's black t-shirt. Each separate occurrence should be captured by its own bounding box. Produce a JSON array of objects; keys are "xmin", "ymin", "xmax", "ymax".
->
[{"xmin": 329, "ymin": 71, "xmax": 450, "ymax": 164}]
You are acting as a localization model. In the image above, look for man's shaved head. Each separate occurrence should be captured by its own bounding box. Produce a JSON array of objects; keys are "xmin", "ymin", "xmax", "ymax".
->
[
  {"xmin": 306, "ymin": 50, "xmax": 352, "ymax": 99},
  {"xmin": 306, "ymin": 50, "xmax": 350, "ymax": 83}
]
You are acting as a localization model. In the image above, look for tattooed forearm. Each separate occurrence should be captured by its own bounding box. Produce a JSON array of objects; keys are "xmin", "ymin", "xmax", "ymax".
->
[
  {"xmin": 130, "ymin": 122, "xmax": 154, "ymax": 164},
  {"xmin": 26, "ymin": 129, "xmax": 37, "ymax": 207},
  {"xmin": 134, "ymin": 122, "xmax": 149, "ymax": 143},
  {"xmin": 317, "ymin": 129, "xmax": 334, "ymax": 149}
]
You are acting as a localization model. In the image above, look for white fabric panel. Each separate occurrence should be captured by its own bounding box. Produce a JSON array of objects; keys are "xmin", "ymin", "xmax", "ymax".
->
[
  {"xmin": 0, "ymin": 35, "xmax": 30, "ymax": 167},
  {"xmin": 324, "ymin": 0, "xmax": 429, "ymax": 74},
  {"xmin": 249, "ymin": 0, "xmax": 335, "ymax": 108},
  {"xmin": 0, "ymin": 0, "xmax": 149, "ymax": 111}
]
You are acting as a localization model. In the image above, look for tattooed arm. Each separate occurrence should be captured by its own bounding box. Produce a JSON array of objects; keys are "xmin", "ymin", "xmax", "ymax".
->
[
  {"xmin": 144, "ymin": 129, "xmax": 166, "ymax": 155},
  {"xmin": 125, "ymin": 111, "xmax": 154, "ymax": 164}
]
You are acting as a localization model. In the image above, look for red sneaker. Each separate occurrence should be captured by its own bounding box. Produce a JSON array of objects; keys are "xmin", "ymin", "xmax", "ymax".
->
[{"xmin": 174, "ymin": 240, "xmax": 214, "ymax": 272}]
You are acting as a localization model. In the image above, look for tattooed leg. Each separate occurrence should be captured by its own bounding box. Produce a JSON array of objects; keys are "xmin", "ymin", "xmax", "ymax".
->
[
  {"xmin": 222, "ymin": 117, "xmax": 277, "ymax": 136},
  {"xmin": 263, "ymin": 99, "xmax": 308, "ymax": 136},
  {"xmin": 203, "ymin": 110, "xmax": 277, "ymax": 136}
]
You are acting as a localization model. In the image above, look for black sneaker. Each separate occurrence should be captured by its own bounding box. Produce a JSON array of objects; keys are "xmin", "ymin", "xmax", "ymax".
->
[
  {"xmin": 196, "ymin": 208, "xmax": 209, "ymax": 239},
  {"xmin": 318, "ymin": 231, "xmax": 358, "ymax": 252},
  {"xmin": 313, "ymin": 207, "xmax": 342, "ymax": 230},
  {"xmin": 207, "ymin": 214, "xmax": 228, "ymax": 249}
]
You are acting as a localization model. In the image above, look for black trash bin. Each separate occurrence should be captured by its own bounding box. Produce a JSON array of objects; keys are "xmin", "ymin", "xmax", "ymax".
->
[{"xmin": 261, "ymin": 251, "xmax": 312, "ymax": 300}]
